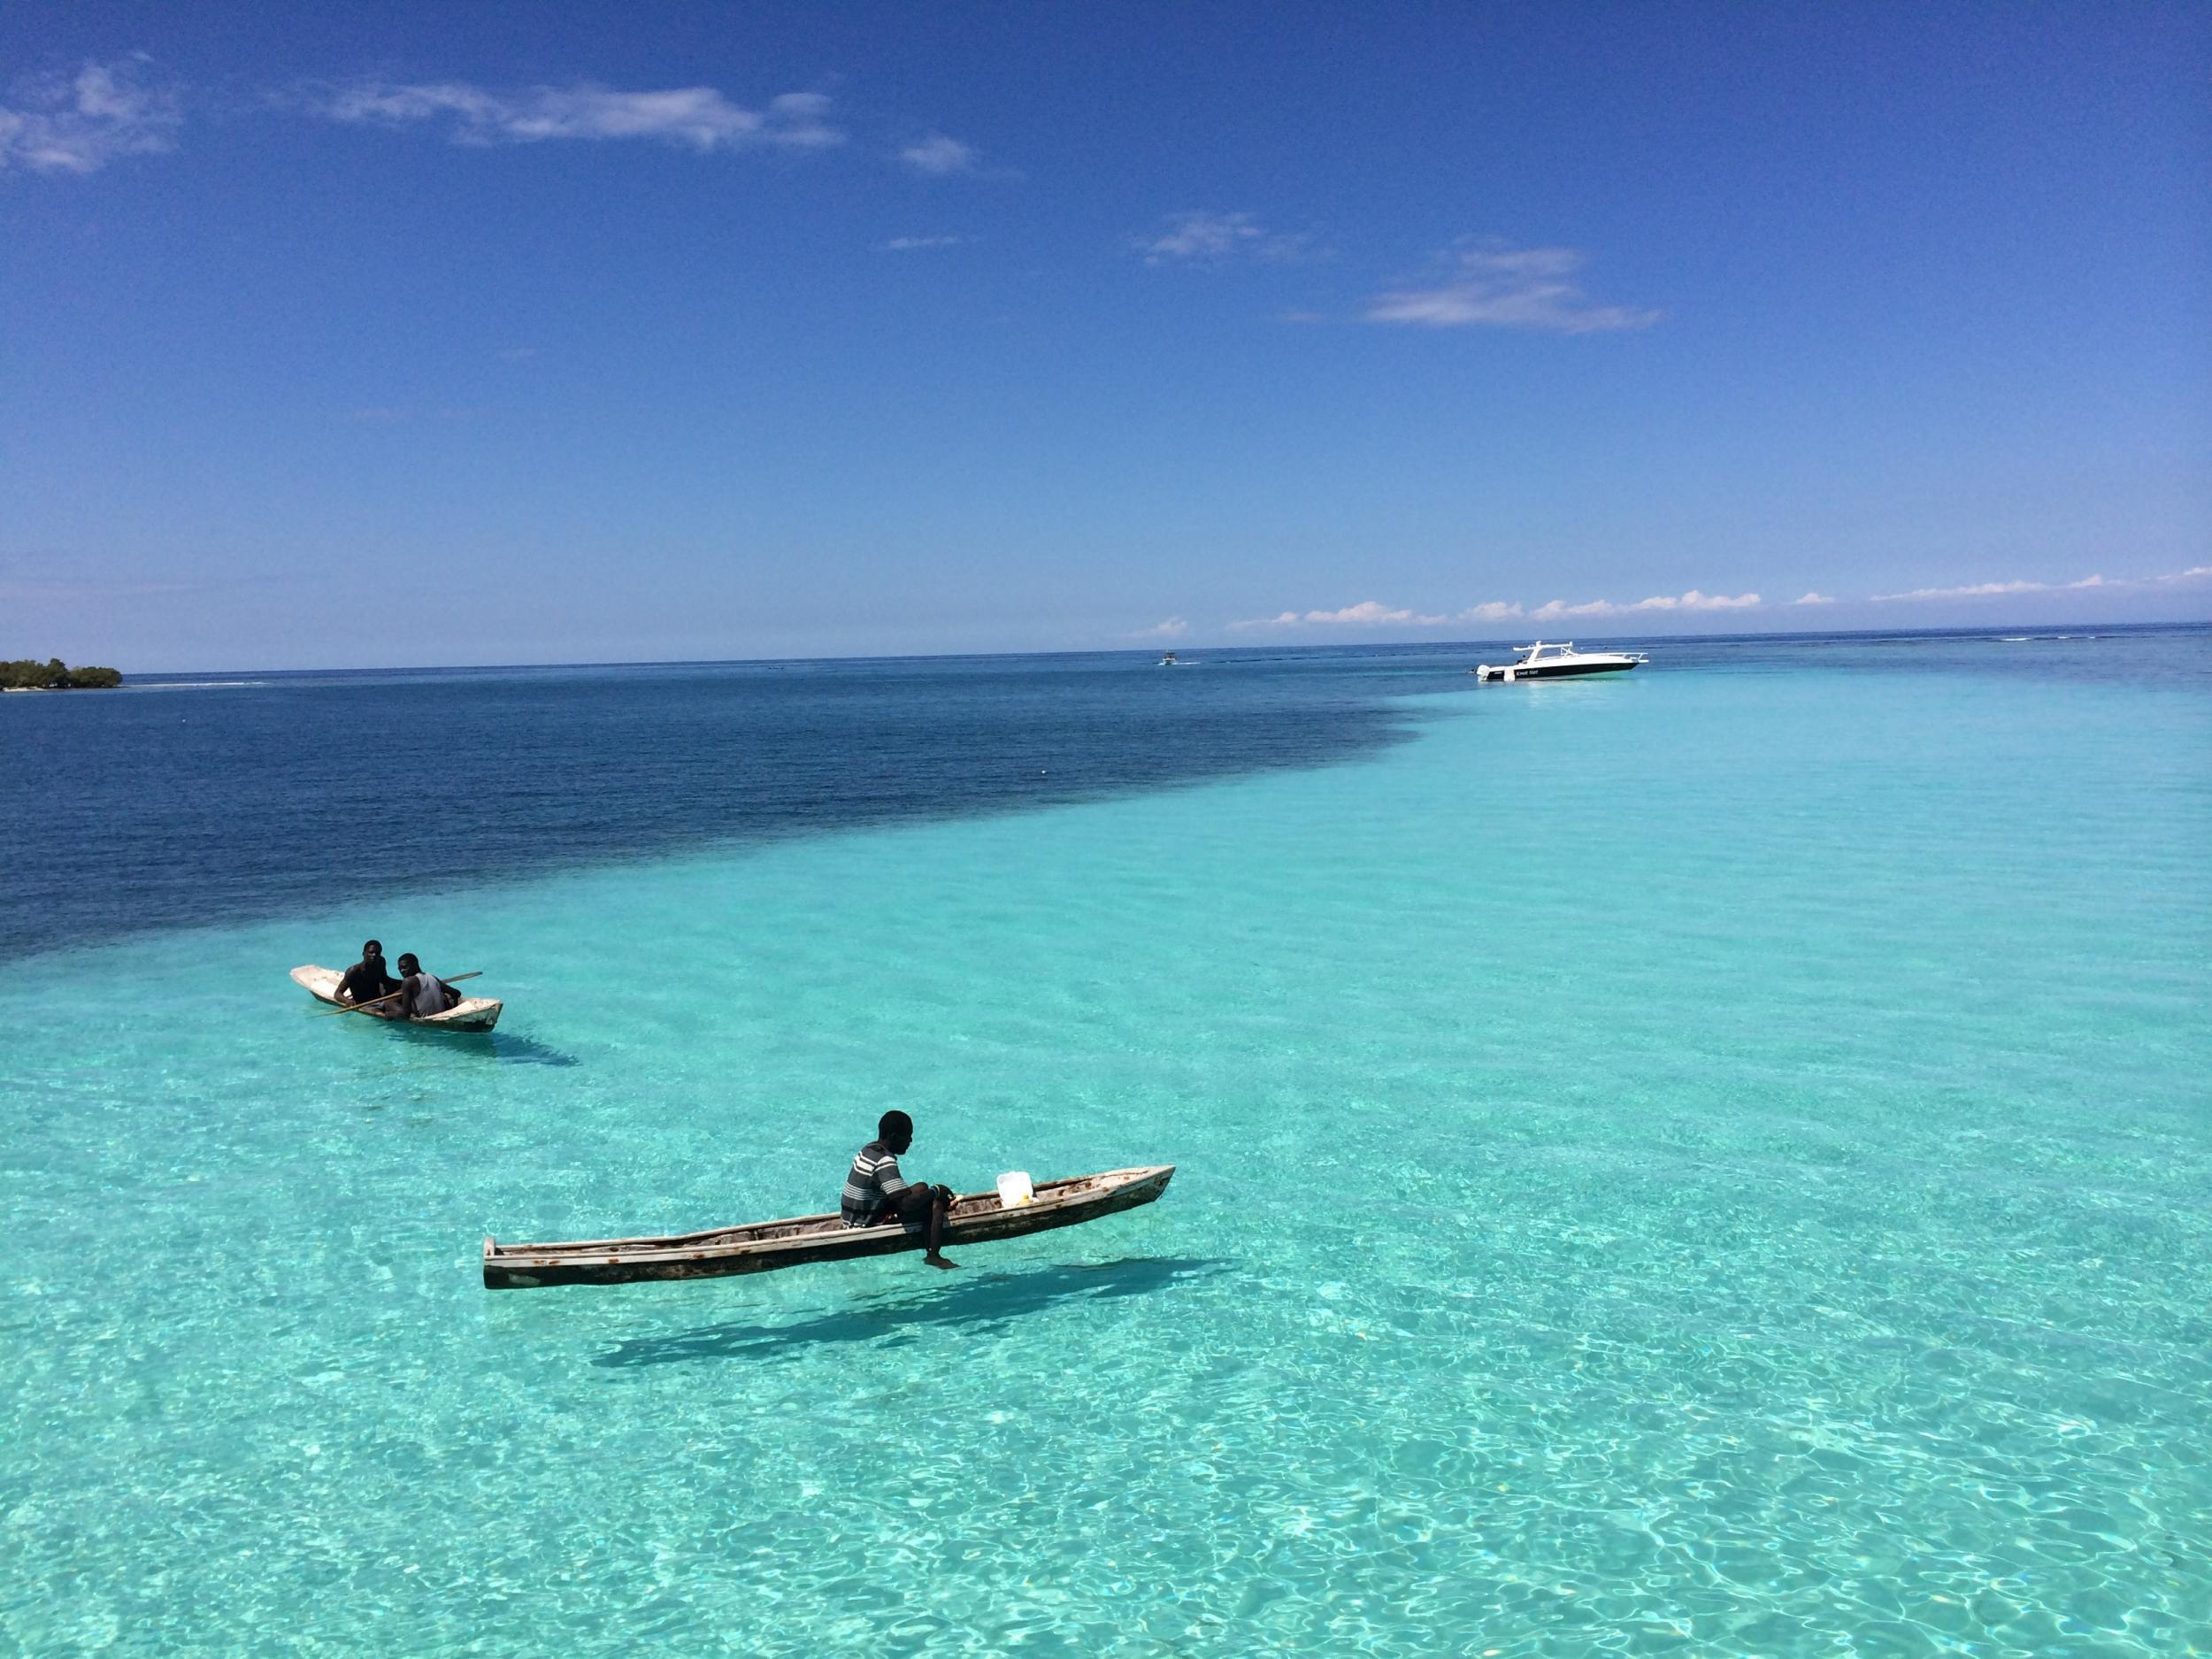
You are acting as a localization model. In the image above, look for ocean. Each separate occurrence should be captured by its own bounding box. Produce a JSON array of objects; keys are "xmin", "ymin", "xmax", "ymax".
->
[{"xmin": 4, "ymin": 626, "xmax": 2208, "ymax": 1655}]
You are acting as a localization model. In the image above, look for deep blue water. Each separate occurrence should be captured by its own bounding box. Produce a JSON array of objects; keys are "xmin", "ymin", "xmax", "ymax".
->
[{"xmin": 4, "ymin": 626, "xmax": 2205, "ymax": 960}]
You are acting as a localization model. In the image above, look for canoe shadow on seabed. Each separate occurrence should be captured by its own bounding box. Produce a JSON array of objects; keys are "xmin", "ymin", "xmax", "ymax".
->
[
  {"xmin": 345, "ymin": 1023, "xmax": 580, "ymax": 1067},
  {"xmin": 591, "ymin": 1256, "xmax": 1228, "ymax": 1371},
  {"xmin": 483, "ymin": 1033, "xmax": 580, "ymax": 1067}
]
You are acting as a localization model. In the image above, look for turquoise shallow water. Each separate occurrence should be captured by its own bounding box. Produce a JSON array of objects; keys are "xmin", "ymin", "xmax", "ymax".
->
[{"xmin": 5, "ymin": 652, "xmax": 2209, "ymax": 1655}]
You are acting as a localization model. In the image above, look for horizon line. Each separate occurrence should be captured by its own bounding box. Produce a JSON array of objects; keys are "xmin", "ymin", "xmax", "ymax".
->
[{"xmin": 106, "ymin": 616, "xmax": 2211, "ymax": 680}]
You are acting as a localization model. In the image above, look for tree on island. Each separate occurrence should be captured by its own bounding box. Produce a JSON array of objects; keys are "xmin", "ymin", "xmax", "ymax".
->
[{"xmin": 3, "ymin": 657, "xmax": 123, "ymax": 689}]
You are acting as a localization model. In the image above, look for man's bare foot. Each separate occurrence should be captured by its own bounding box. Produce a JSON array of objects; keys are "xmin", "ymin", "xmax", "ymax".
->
[{"xmin": 925, "ymin": 1254, "xmax": 960, "ymax": 1270}]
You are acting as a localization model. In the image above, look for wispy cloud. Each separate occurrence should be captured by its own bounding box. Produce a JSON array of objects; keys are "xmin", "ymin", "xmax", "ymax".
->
[
  {"xmin": 0, "ymin": 58, "xmax": 180, "ymax": 174},
  {"xmin": 1872, "ymin": 574, "xmax": 2108, "ymax": 602},
  {"xmin": 897, "ymin": 133, "xmax": 979, "ymax": 175},
  {"xmin": 0, "ymin": 575, "xmax": 208, "ymax": 602},
  {"xmin": 878, "ymin": 234, "xmax": 968, "ymax": 252},
  {"xmin": 1367, "ymin": 242, "xmax": 1659, "ymax": 334},
  {"xmin": 1871, "ymin": 567, "xmax": 2212, "ymax": 602},
  {"xmin": 1229, "ymin": 589, "xmax": 1759, "ymax": 631},
  {"xmin": 1469, "ymin": 591, "xmax": 1759, "ymax": 621},
  {"xmin": 1794, "ymin": 592, "xmax": 1837, "ymax": 606},
  {"xmin": 1229, "ymin": 600, "xmax": 1453, "ymax": 631},
  {"xmin": 1131, "ymin": 618, "xmax": 1189, "ymax": 640},
  {"xmin": 1139, "ymin": 210, "xmax": 1316, "ymax": 266},
  {"xmin": 305, "ymin": 81, "xmax": 842, "ymax": 151},
  {"xmin": 1620, "ymin": 589, "xmax": 1762, "ymax": 613}
]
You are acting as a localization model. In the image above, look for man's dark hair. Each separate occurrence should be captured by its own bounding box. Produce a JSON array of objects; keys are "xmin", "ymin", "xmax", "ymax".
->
[
  {"xmin": 363, "ymin": 940, "xmax": 382, "ymax": 956},
  {"xmin": 879, "ymin": 1110, "xmax": 913, "ymax": 1141},
  {"xmin": 396, "ymin": 953, "xmax": 420, "ymax": 973}
]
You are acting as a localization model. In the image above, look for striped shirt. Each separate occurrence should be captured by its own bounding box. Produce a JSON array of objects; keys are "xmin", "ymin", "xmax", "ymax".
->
[{"xmin": 841, "ymin": 1140, "xmax": 911, "ymax": 1228}]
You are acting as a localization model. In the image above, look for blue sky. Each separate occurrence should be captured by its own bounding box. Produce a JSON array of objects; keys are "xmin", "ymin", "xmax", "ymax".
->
[{"xmin": 3, "ymin": 3, "xmax": 2206, "ymax": 669}]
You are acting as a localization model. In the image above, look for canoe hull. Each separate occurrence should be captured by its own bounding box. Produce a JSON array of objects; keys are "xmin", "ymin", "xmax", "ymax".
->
[
  {"xmin": 484, "ymin": 1164, "xmax": 1175, "ymax": 1289},
  {"xmin": 290, "ymin": 964, "xmax": 503, "ymax": 1033}
]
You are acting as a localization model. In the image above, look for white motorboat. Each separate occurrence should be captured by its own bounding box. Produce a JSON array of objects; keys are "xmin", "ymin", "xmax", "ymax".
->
[{"xmin": 1472, "ymin": 641, "xmax": 1647, "ymax": 682}]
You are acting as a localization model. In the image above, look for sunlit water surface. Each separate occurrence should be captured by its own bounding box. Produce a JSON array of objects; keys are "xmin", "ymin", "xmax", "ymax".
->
[{"xmin": 4, "ymin": 634, "xmax": 2208, "ymax": 1655}]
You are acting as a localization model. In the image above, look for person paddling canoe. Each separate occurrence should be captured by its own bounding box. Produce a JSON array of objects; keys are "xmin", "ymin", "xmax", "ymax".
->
[
  {"xmin": 841, "ymin": 1110, "xmax": 958, "ymax": 1268},
  {"xmin": 394, "ymin": 953, "xmax": 463, "ymax": 1020},
  {"xmin": 334, "ymin": 941, "xmax": 403, "ymax": 1018}
]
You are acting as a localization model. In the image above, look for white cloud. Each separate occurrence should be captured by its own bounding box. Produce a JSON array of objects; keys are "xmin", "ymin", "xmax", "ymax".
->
[
  {"xmin": 1230, "ymin": 567, "xmax": 2203, "ymax": 631},
  {"xmin": 1872, "ymin": 567, "xmax": 2205, "ymax": 602},
  {"xmin": 1874, "ymin": 579, "xmax": 2047, "ymax": 601},
  {"xmin": 1314, "ymin": 601, "xmax": 1409, "ymax": 625},
  {"xmin": 1140, "ymin": 210, "xmax": 1314, "ymax": 265},
  {"xmin": 1627, "ymin": 589, "xmax": 1762, "ymax": 612},
  {"xmin": 898, "ymin": 133, "xmax": 978, "ymax": 175},
  {"xmin": 0, "ymin": 58, "xmax": 180, "ymax": 173},
  {"xmin": 1366, "ymin": 242, "xmax": 1659, "ymax": 334},
  {"xmin": 1229, "ymin": 599, "xmax": 1469, "ymax": 631},
  {"xmin": 308, "ymin": 81, "xmax": 841, "ymax": 151},
  {"xmin": 878, "ymin": 234, "xmax": 968, "ymax": 251},
  {"xmin": 1131, "ymin": 618, "xmax": 1189, "ymax": 640},
  {"xmin": 1229, "ymin": 600, "xmax": 1430, "ymax": 630},
  {"xmin": 1302, "ymin": 600, "xmax": 1448, "ymax": 626},
  {"xmin": 1231, "ymin": 588, "xmax": 1758, "ymax": 630},
  {"xmin": 1531, "ymin": 597, "xmax": 1626, "ymax": 620},
  {"xmin": 1506, "ymin": 590, "xmax": 1760, "ymax": 621}
]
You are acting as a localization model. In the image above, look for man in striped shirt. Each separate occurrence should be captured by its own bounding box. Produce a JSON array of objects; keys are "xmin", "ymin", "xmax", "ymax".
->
[{"xmin": 841, "ymin": 1110, "xmax": 959, "ymax": 1269}]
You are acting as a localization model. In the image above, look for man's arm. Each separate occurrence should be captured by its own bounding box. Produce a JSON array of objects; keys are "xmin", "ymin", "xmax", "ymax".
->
[{"xmin": 875, "ymin": 1155, "xmax": 912, "ymax": 1206}]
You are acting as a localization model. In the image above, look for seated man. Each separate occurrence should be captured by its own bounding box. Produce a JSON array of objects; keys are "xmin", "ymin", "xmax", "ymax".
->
[
  {"xmin": 335, "ymin": 940, "xmax": 403, "ymax": 1018},
  {"xmin": 393, "ymin": 953, "xmax": 462, "ymax": 1020},
  {"xmin": 841, "ymin": 1110, "xmax": 958, "ymax": 1269}
]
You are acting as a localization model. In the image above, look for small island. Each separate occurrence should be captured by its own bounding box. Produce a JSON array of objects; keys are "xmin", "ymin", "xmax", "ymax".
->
[{"xmin": 4, "ymin": 657, "xmax": 123, "ymax": 690}]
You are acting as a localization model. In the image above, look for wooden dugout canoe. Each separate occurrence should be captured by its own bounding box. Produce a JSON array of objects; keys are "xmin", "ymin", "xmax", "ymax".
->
[
  {"xmin": 290, "ymin": 964, "xmax": 503, "ymax": 1033},
  {"xmin": 482, "ymin": 1164, "xmax": 1176, "ymax": 1289}
]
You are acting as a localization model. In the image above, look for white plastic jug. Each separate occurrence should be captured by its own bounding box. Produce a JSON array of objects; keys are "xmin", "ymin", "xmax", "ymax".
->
[{"xmin": 995, "ymin": 1171, "xmax": 1034, "ymax": 1209}]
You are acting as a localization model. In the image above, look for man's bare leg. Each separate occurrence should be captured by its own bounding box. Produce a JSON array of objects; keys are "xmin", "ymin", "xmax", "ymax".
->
[{"xmin": 924, "ymin": 1186, "xmax": 958, "ymax": 1270}]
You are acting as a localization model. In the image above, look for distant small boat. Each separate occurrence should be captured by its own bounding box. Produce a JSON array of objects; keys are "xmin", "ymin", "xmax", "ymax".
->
[
  {"xmin": 1473, "ymin": 641, "xmax": 1647, "ymax": 682},
  {"xmin": 290, "ymin": 964, "xmax": 503, "ymax": 1033},
  {"xmin": 482, "ymin": 1164, "xmax": 1175, "ymax": 1288},
  {"xmin": 1158, "ymin": 651, "xmax": 1179, "ymax": 666}
]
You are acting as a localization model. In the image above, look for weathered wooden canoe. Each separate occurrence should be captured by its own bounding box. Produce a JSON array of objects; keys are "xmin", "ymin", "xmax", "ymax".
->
[
  {"xmin": 291, "ymin": 964, "xmax": 503, "ymax": 1033},
  {"xmin": 483, "ymin": 1164, "xmax": 1175, "ymax": 1289}
]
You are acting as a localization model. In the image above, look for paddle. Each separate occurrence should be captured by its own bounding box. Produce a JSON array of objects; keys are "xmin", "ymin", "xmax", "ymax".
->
[{"xmin": 320, "ymin": 972, "xmax": 482, "ymax": 1018}]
